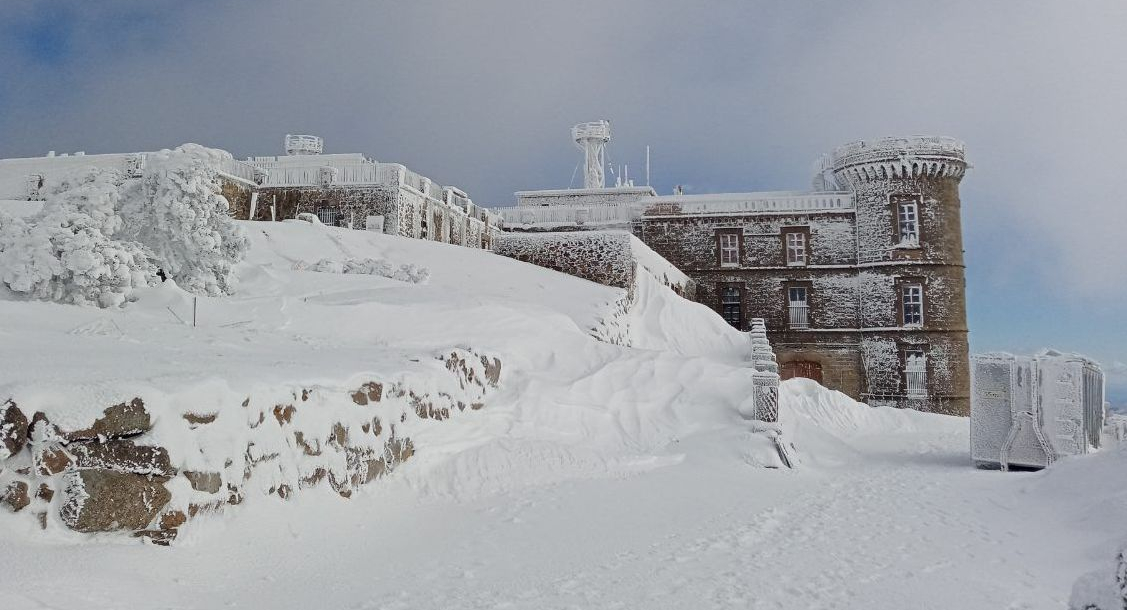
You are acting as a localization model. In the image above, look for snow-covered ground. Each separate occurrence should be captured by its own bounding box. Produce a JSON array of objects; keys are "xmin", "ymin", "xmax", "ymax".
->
[{"xmin": 0, "ymin": 221, "xmax": 1123, "ymax": 609}]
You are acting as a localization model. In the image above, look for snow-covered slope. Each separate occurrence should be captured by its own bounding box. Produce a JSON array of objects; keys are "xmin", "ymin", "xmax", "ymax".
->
[{"xmin": 0, "ymin": 221, "xmax": 1122, "ymax": 609}]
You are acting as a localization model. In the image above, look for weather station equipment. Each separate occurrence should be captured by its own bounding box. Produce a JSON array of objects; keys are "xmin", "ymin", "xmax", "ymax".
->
[{"xmin": 571, "ymin": 120, "xmax": 611, "ymax": 189}]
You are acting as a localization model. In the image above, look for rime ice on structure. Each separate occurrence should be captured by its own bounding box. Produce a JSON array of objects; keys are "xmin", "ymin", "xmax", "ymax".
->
[
  {"xmin": 0, "ymin": 135, "xmax": 505, "ymax": 251},
  {"xmin": 970, "ymin": 350, "xmax": 1106, "ymax": 470},
  {"xmin": 240, "ymin": 135, "xmax": 503, "ymax": 249},
  {"xmin": 749, "ymin": 318, "xmax": 780, "ymax": 423},
  {"xmin": 500, "ymin": 129, "xmax": 973, "ymax": 415}
]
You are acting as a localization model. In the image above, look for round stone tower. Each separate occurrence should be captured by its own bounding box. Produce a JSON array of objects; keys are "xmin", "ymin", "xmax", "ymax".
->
[{"xmin": 827, "ymin": 136, "xmax": 971, "ymax": 415}]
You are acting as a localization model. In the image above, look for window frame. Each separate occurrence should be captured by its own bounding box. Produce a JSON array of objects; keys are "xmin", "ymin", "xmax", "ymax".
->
[
  {"xmin": 716, "ymin": 229, "xmax": 742, "ymax": 268},
  {"xmin": 718, "ymin": 282, "xmax": 744, "ymax": 330},
  {"xmin": 901, "ymin": 345, "xmax": 929, "ymax": 398},
  {"xmin": 782, "ymin": 227, "xmax": 810, "ymax": 267},
  {"xmin": 900, "ymin": 282, "xmax": 924, "ymax": 327},
  {"xmin": 890, "ymin": 194, "xmax": 922, "ymax": 248},
  {"xmin": 784, "ymin": 281, "xmax": 813, "ymax": 329},
  {"xmin": 315, "ymin": 204, "xmax": 341, "ymax": 227}
]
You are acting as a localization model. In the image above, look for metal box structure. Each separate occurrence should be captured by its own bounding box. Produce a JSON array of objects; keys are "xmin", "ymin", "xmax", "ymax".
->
[{"xmin": 971, "ymin": 351, "xmax": 1105, "ymax": 470}]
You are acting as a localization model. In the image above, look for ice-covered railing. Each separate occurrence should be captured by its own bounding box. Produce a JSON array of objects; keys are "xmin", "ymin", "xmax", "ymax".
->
[
  {"xmin": 495, "ymin": 191, "xmax": 854, "ymax": 227},
  {"xmin": 215, "ymin": 158, "xmax": 261, "ymax": 185},
  {"xmin": 644, "ymin": 191, "xmax": 854, "ymax": 215},
  {"xmin": 493, "ymin": 202, "xmax": 638, "ymax": 227},
  {"xmin": 248, "ymin": 156, "xmax": 444, "ymax": 195}
]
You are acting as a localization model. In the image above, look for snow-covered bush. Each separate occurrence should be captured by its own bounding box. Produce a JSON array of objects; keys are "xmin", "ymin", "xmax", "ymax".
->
[
  {"xmin": 119, "ymin": 144, "xmax": 248, "ymax": 296},
  {"xmin": 0, "ymin": 144, "xmax": 249, "ymax": 308},
  {"xmin": 294, "ymin": 257, "xmax": 430, "ymax": 284},
  {"xmin": 0, "ymin": 168, "xmax": 157, "ymax": 308}
]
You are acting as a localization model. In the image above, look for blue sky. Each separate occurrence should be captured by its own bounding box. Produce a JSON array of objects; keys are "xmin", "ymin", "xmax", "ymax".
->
[{"xmin": 1, "ymin": 0, "xmax": 1125, "ymax": 404}]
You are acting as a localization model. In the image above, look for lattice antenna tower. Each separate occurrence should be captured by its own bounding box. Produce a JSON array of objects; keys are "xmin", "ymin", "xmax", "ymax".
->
[{"xmin": 571, "ymin": 121, "xmax": 611, "ymax": 189}]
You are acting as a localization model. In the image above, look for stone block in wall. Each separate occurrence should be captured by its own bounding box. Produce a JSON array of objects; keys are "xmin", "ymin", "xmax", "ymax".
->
[
  {"xmin": 68, "ymin": 440, "xmax": 174, "ymax": 477},
  {"xmin": 67, "ymin": 398, "xmax": 150, "ymax": 441},
  {"xmin": 0, "ymin": 399, "xmax": 28, "ymax": 460},
  {"xmin": 60, "ymin": 469, "xmax": 171, "ymax": 532}
]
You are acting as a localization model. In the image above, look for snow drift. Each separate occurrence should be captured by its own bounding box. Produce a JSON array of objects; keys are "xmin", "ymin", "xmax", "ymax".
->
[
  {"xmin": 0, "ymin": 218, "xmax": 776, "ymax": 541},
  {"xmin": 0, "ymin": 218, "xmax": 1122, "ymax": 609}
]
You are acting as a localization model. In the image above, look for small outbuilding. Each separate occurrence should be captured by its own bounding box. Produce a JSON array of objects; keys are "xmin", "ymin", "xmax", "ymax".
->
[{"xmin": 970, "ymin": 350, "xmax": 1105, "ymax": 470}]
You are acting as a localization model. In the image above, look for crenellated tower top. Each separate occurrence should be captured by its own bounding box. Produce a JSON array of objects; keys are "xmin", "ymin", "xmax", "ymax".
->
[{"xmin": 814, "ymin": 136, "xmax": 968, "ymax": 190}]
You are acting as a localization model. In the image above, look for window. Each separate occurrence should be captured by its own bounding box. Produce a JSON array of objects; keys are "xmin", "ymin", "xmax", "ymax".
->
[
  {"xmin": 904, "ymin": 348, "xmax": 928, "ymax": 397},
  {"xmin": 718, "ymin": 231, "xmax": 740, "ymax": 267},
  {"xmin": 315, "ymin": 205, "xmax": 340, "ymax": 226},
  {"xmin": 897, "ymin": 200, "xmax": 920, "ymax": 246},
  {"xmin": 902, "ymin": 283, "xmax": 923, "ymax": 327},
  {"xmin": 785, "ymin": 231, "xmax": 807, "ymax": 266},
  {"xmin": 720, "ymin": 285, "xmax": 742, "ymax": 329},
  {"xmin": 788, "ymin": 286, "xmax": 809, "ymax": 329}
]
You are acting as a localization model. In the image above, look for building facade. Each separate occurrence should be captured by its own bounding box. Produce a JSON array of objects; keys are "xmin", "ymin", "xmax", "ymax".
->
[
  {"xmin": 238, "ymin": 136, "xmax": 503, "ymax": 249},
  {"xmin": 500, "ymin": 136, "xmax": 971, "ymax": 415},
  {"xmin": 0, "ymin": 135, "xmax": 503, "ymax": 251}
]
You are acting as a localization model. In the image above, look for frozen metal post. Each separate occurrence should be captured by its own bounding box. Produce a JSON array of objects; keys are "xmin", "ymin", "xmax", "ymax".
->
[{"xmin": 749, "ymin": 318, "xmax": 781, "ymax": 423}]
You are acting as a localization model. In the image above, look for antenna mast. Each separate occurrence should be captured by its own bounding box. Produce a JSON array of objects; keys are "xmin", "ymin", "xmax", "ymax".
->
[
  {"xmin": 645, "ymin": 145, "xmax": 651, "ymax": 186},
  {"xmin": 571, "ymin": 120, "xmax": 611, "ymax": 189}
]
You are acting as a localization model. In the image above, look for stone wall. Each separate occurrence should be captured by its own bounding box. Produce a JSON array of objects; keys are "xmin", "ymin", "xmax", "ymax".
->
[
  {"xmin": 494, "ymin": 231, "xmax": 637, "ymax": 292},
  {"xmin": 640, "ymin": 211, "xmax": 858, "ymax": 272},
  {"xmin": 493, "ymin": 230, "xmax": 695, "ymax": 300},
  {"xmin": 237, "ymin": 185, "xmax": 401, "ymax": 231},
  {"xmin": 0, "ymin": 349, "xmax": 503, "ymax": 543}
]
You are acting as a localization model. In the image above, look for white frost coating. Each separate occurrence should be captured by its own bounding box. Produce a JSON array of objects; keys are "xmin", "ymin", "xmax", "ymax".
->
[
  {"xmin": 0, "ymin": 200, "xmax": 44, "ymax": 219},
  {"xmin": 294, "ymin": 258, "xmax": 430, "ymax": 284},
  {"xmin": 0, "ymin": 144, "xmax": 247, "ymax": 307},
  {"xmin": 59, "ymin": 469, "xmax": 90, "ymax": 525},
  {"xmin": 119, "ymin": 144, "xmax": 248, "ymax": 297},
  {"xmin": 625, "ymin": 234, "xmax": 691, "ymax": 289},
  {"xmin": 971, "ymin": 350, "xmax": 1106, "ymax": 469},
  {"xmin": 0, "ymin": 168, "xmax": 157, "ymax": 308}
]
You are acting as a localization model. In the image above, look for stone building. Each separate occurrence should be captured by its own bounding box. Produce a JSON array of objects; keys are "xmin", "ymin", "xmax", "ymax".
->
[
  {"xmin": 498, "ymin": 136, "xmax": 971, "ymax": 415},
  {"xmin": 0, "ymin": 136, "xmax": 503, "ymax": 250},
  {"xmin": 239, "ymin": 135, "xmax": 503, "ymax": 249}
]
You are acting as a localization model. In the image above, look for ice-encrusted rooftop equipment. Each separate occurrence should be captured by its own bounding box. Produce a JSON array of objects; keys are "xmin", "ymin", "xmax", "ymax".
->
[
  {"xmin": 284, "ymin": 134, "xmax": 324, "ymax": 156},
  {"xmin": 572, "ymin": 121, "xmax": 611, "ymax": 189},
  {"xmin": 970, "ymin": 351, "xmax": 1105, "ymax": 470}
]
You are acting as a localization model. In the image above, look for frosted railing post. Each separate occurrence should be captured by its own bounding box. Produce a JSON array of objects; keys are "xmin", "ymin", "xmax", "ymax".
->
[{"xmin": 749, "ymin": 318, "xmax": 780, "ymax": 423}]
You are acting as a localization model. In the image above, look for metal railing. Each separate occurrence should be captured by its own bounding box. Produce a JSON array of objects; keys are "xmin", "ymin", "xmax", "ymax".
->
[
  {"xmin": 252, "ymin": 160, "xmax": 407, "ymax": 189},
  {"xmin": 649, "ymin": 192, "xmax": 853, "ymax": 215},
  {"xmin": 495, "ymin": 202, "xmax": 638, "ymax": 226},
  {"xmin": 215, "ymin": 158, "xmax": 260, "ymax": 184},
  {"xmin": 788, "ymin": 304, "xmax": 809, "ymax": 329},
  {"xmin": 904, "ymin": 368, "xmax": 928, "ymax": 397}
]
